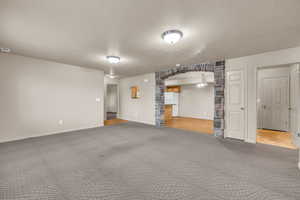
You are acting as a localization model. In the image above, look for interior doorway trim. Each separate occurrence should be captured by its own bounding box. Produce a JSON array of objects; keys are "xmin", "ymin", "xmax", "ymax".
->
[{"xmin": 155, "ymin": 61, "xmax": 225, "ymax": 137}]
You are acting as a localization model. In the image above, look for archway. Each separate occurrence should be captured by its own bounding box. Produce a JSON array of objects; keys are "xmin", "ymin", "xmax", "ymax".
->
[{"xmin": 155, "ymin": 61, "xmax": 225, "ymax": 137}]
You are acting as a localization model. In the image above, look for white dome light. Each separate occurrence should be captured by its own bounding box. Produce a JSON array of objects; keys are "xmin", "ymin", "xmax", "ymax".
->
[
  {"xmin": 162, "ymin": 30, "xmax": 183, "ymax": 44},
  {"xmin": 106, "ymin": 56, "xmax": 120, "ymax": 64},
  {"xmin": 0, "ymin": 47, "xmax": 11, "ymax": 53}
]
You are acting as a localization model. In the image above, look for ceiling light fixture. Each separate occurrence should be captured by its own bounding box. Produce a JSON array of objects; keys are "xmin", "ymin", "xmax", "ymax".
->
[
  {"xmin": 196, "ymin": 83, "xmax": 208, "ymax": 88},
  {"xmin": 106, "ymin": 56, "xmax": 120, "ymax": 64},
  {"xmin": 162, "ymin": 30, "xmax": 183, "ymax": 44},
  {"xmin": 0, "ymin": 48, "xmax": 11, "ymax": 53},
  {"xmin": 106, "ymin": 67, "xmax": 118, "ymax": 79},
  {"xmin": 105, "ymin": 74, "xmax": 118, "ymax": 79},
  {"xmin": 196, "ymin": 73, "xmax": 208, "ymax": 88}
]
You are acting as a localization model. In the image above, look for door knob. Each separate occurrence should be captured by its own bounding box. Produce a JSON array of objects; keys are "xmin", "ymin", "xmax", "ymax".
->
[{"xmin": 240, "ymin": 107, "xmax": 245, "ymax": 110}]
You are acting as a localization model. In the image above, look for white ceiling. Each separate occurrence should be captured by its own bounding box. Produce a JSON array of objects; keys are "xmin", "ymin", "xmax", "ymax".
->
[{"xmin": 1, "ymin": 0, "xmax": 300, "ymax": 77}]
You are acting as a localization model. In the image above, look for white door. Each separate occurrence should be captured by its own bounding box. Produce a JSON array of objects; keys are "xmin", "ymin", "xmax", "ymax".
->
[
  {"xmin": 290, "ymin": 64, "xmax": 299, "ymax": 134},
  {"xmin": 225, "ymin": 70, "xmax": 245, "ymax": 140},
  {"xmin": 261, "ymin": 77, "xmax": 289, "ymax": 131}
]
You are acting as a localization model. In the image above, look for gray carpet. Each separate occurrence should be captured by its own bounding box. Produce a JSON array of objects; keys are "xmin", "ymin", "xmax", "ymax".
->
[{"xmin": 0, "ymin": 122, "xmax": 300, "ymax": 200}]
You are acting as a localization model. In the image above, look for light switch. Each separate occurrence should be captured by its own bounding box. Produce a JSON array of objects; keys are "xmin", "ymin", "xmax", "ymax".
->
[
  {"xmin": 58, "ymin": 120, "xmax": 63, "ymax": 125},
  {"xmin": 96, "ymin": 98, "xmax": 100, "ymax": 102}
]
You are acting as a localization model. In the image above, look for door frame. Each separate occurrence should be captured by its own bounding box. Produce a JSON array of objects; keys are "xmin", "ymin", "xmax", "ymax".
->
[
  {"xmin": 258, "ymin": 67, "xmax": 290, "ymax": 131},
  {"xmin": 105, "ymin": 83, "xmax": 119, "ymax": 120},
  {"xmin": 255, "ymin": 64, "xmax": 295, "ymax": 141}
]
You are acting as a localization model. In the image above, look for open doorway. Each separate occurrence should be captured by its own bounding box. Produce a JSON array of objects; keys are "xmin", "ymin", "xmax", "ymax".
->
[
  {"xmin": 256, "ymin": 64, "xmax": 298, "ymax": 149},
  {"xmin": 155, "ymin": 62, "xmax": 225, "ymax": 137},
  {"xmin": 104, "ymin": 84, "xmax": 127, "ymax": 126},
  {"xmin": 164, "ymin": 72, "xmax": 215, "ymax": 134},
  {"xmin": 106, "ymin": 84, "xmax": 118, "ymax": 120}
]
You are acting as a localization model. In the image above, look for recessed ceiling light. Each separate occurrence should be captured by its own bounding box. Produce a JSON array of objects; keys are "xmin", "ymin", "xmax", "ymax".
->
[
  {"xmin": 106, "ymin": 56, "xmax": 120, "ymax": 64},
  {"xmin": 0, "ymin": 48, "xmax": 11, "ymax": 53},
  {"xmin": 161, "ymin": 30, "xmax": 183, "ymax": 44}
]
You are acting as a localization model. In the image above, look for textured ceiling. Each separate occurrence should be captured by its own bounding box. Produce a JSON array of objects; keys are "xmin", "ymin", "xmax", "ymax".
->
[{"xmin": 1, "ymin": 0, "xmax": 300, "ymax": 77}]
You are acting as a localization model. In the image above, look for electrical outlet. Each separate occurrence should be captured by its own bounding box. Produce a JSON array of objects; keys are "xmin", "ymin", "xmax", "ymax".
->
[{"xmin": 58, "ymin": 120, "xmax": 63, "ymax": 125}]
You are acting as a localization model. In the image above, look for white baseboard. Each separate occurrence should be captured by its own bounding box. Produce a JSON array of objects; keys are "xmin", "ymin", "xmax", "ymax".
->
[
  {"xmin": 245, "ymin": 138, "xmax": 256, "ymax": 144},
  {"xmin": 0, "ymin": 124, "xmax": 103, "ymax": 144},
  {"xmin": 119, "ymin": 115, "xmax": 155, "ymax": 126},
  {"xmin": 178, "ymin": 116, "xmax": 214, "ymax": 121},
  {"xmin": 119, "ymin": 114, "xmax": 155, "ymax": 125}
]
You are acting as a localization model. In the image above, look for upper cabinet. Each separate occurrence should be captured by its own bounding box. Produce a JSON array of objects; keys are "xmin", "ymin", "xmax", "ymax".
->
[
  {"xmin": 166, "ymin": 86, "xmax": 181, "ymax": 93},
  {"xmin": 165, "ymin": 92, "xmax": 179, "ymax": 105}
]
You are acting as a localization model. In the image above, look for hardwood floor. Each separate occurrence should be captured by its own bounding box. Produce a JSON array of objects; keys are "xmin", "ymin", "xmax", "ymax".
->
[
  {"xmin": 165, "ymin": 117, "xmax": 214, "ymax": 134},
  {"xmin": 104, "ymin": 118, "xmax": 128, "ymax": 126},
  {"xmin": 165, "ymin": 118, "xmax": 296, "ymax": 149},
  {"xmin": 257, "ymin": 129, "xmax": 297, "ymax": 149},
  {"xmin": 105, "ymin": 117, "xmax": 296, "ymax": 149}
]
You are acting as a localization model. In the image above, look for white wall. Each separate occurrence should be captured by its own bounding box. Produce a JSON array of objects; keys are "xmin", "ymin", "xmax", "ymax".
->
[
  {"xmin": 226, "ymin": 46, "xmax": 300, "ymax": 143},
  {"xmin": 119, "ymin": 73, "xmax": 155, "ymax": 125},
  {"xmin": 179, "ymin": 84, "xmax": 214, "ymax": 120},
  {"xmin": 0, "ymin": 54, "xmax": 104, "ymax": 143}
]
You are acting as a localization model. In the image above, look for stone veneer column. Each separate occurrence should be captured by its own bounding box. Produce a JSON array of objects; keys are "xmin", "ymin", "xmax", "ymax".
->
[
  {"xmin": 213, "ymin": 61, "xmax": 225, "ymax": 137},
  {"xmin": 155, "ymin": 72, "xmax": 165, "ymax": 127},
  {"xmin": 155, "ymin": 61, "xmax": 225, "ymax": 138}
]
